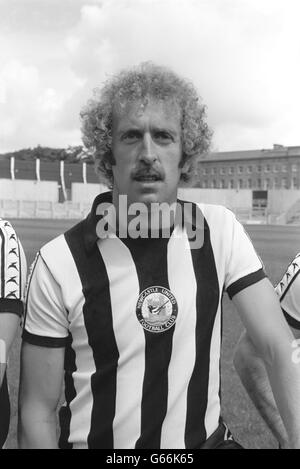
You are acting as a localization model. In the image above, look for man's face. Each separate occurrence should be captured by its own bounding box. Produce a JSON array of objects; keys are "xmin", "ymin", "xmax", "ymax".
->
[{"xmin": 111, "ymin": 99, "xmax": 183, "ymax": 207}]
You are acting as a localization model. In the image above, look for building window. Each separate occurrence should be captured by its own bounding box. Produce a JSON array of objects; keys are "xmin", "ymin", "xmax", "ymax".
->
[
  {"xmin": 292, "ymin": 164, "xmax": 298, "ymax": 172},
  {"xmin": 239, "ymin": 179, "xmax": 243, "ymax": 189},
  {"xmin": 292, "ymin": 177, "xmax": 299, "ymax": 189},
  {"xmin": 212, "ymin": 180, "xmax": 217, "ymax": 188},
  {"xmin": 220, "ymin": 167, "xmax": 226, "ymax": 175},
  {"xmin": 247, "ymin": 165, "xmax": 252, "ymax": 174},
  {"xmin": 221, "ymin": 179, "xmax": 226, "ymax": 189},
  {"xmin": 274, "ymin": 177, "xmax": 280, "ymax": 189},
  {"xmin": 282, "ymin": 164, "xmax": 288, "ymax": 172},
  {"xmin": 238, "ymin": 166, "xmax": 244, "ymax": 174},
  {"xmin": 229, "ymin": 179, "xmax": 235, "ymax": 189},
  {"xmin": 257, "ymin": 178, "xmax": 262, "ymax": 188},
  {"xmin": 273, "ymin": 164, "xmax": 279, "ymax": 172},
  {"xmin": 265, "ymin": 178, "xmax": 271, "ymax": 189},
  {"xmin": 211, "ymin": 167, "xmax": 216, "ymax": 175},
  {"xmin": 264, "ymin": 164, "xmax": 271, "ymax": 173},
  {"xmin": 281, "ymin": 178, "xmax": 288, "ymax": 189},
  {"xmin": 247, "ymin": 179, "xmax": 252, "ymax": 189},
  {"xmin": 257, "ymin": 165, "xmax": 262, "ymax": 173},
  {"xmin": 228, "ymin": 167, "xmax": 234, "ymax": 175}
]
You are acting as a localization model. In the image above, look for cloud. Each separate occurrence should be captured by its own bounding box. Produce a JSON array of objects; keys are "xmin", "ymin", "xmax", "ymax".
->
[
  {"xmin": 0, "ymin": 59, "xmax": 81, "ymax": 150},
  {"xmin": 0, "ymin": 60, "xmax": 40, "ymax": 143},
  {"xmin": 60, "ymin": 0, "xmax": 300, "ymax": 149},
  {"xmin": 1, "ymin": 0, "xmax": 300, "ymax": 151}
]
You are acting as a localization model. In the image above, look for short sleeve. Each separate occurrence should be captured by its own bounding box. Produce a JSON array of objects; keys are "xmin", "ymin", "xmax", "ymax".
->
[
  {"xmin": 22, "ymin": 252, "xmax": 69, "ymax": 347},
  {"xmin": 0, "ymin": 219, "xmax": 27, "ymax": 316},
  {"xmin": 225, "ymin": 211, "xmax": 266, "ymax": 299},
  {"xmin": 275, "ymin": 253, "xmax": 300, "ymax": 330}
]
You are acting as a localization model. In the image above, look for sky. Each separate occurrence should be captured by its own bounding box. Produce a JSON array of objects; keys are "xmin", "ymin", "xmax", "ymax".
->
[{"xmin": 0, "ymin": 0, "xmax": 300, "ymax": 153}]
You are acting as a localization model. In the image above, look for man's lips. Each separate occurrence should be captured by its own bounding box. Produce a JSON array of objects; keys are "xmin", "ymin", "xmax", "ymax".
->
[{"xmin": 132, "ymin": 172, "xmax": 163, "ymax": 182}]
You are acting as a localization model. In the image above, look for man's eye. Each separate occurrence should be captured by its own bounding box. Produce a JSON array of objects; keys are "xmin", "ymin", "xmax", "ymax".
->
[
  {"xmin": 154, "ymin": 131, "xmax": 173, "ymax": 142},
  {"xmin": 122, "ymin": 131, "xmax": 141, "ymax": 141}
]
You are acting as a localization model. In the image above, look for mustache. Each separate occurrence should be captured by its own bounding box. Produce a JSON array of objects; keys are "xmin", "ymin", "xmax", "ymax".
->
[{"xmin": 132, "ymin": 167, "xmax": 164, "ymax": 180}]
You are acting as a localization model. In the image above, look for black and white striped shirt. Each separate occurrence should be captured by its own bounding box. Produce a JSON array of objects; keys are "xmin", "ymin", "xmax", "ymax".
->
[{"xmin": 23, "ymin": 192, "xmax": 265, "ymax": 449}]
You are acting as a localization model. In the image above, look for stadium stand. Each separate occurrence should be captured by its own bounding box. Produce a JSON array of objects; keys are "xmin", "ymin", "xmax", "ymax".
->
[
  {"xmin": 0, "ymin": 157, "xmax": 106, "ymax": 218},
  {"xmin": 1, "ymin": 157, "xmax": 300, "ymax": 223}
]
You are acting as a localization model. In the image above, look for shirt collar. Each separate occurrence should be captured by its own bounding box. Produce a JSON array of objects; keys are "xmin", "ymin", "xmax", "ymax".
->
[
  {"xmin": 83, "ymin": 191, "xmax": 204, "ymax": 254},
  {"xmin": 83, "ymin": 191, "xmax": 113, "ymax": 254}
]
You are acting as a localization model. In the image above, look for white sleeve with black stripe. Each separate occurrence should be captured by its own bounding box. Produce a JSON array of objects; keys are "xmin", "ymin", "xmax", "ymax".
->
[
  {"xmin": 275, "ymin": 253, "xmax": 300, "ymax": 330},
  {"xmin": 199, "ymin": 205, "xmax": 266, "ymax": 299},
  {"xmin": 223, "ymin": 209, "xmax": 266, "ymax": 298},
  {"xmin": 22, "ymin": 252, "xmax": 69, "ymax": 347},
  {"xmin": 0, "ymin": 219, "xmax": 27, "ymax": 317}
]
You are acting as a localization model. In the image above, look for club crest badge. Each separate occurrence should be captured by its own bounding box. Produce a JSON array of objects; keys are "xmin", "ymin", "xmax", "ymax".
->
[{"xmin": 136, "ymin": 286, "xmax": 178, "ymax": 333}]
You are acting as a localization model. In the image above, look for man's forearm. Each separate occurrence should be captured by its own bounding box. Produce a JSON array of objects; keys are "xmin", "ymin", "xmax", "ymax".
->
[
  {"xmin": 234, "ymin": 338, "xmax": 288, "ymax": 447},
  {"xmin": 265, "ymin": 348, "xmax": 300, "ymax": 448},
  {"xmin": 18, "ymin": 408, "xmax": 58, "ymax": 449}
]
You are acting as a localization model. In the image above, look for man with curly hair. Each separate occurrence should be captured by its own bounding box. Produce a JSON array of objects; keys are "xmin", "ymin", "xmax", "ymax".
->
[
  {"xmin": 20, "ymin": 63, "xmax": 300, "ymax": 449},
  {"xmin": 0, "ymin": 219, "xmax": 27, "ymax": 449}
]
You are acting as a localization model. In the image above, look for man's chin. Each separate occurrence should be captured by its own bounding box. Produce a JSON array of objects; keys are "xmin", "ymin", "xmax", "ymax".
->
[{"xmin": 132, "ymin": 194, "xmax": 160, "ymax": 208}]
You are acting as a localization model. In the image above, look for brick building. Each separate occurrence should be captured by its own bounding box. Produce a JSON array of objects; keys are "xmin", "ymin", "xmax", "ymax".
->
[{"xmin": 196, "ymin": 145, "xmax": 300, "ymax": 191}]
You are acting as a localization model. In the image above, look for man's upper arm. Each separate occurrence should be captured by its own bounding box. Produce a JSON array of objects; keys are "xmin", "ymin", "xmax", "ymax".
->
[
  {"xmin": 0, "ymin": 220, "xmax": 27, "ymax": 357},
  {"xmin": 20, "ymin": 249, "xmax": 68, "ymax": 412},
  {"xmin": 0, "ymin": 219, "xmax": 27, "ymax": 318},
  {"xmin": 232, "ymin": 278, "xmax": 294, "ymax": 362},
  {"xmin": 20, "ymin": 342, "xmax": 65, "ymax": 412},
  {"xmin": 275, "ymin": 253, "xmax": 300, "ymax": 333},
  {"xmin": 22, "ymin": 251, "xmax": 69, "ymax": 347},
  {"xmin": 223, "ymin": 209, "xmax": 266, "ymax": 299}
]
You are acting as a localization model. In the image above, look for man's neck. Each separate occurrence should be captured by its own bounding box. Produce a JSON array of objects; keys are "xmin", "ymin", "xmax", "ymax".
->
[{"xmin": 111, "ymin": 192, "xmax": 179, "ymax": 238}]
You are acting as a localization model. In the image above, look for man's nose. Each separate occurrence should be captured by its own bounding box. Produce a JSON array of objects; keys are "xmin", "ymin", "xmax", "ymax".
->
[{"xmin": 139, "ymin": 133, "xmax": 157, "ymax": 164}]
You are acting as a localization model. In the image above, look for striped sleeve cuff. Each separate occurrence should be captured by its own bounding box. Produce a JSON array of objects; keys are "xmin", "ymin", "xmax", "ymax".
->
[
  {"xmin": 282, "ymin": 308, "xmax": 300, "ymax": 330},
  {"xmin": 227, "ymin": 268, "xmax": 267, "ymax": 299},
  {"xmin": 22, "ymin": 329, "xmax": 68, "ymax": 348},
  {"xmin": 0, "ymin": 298, "xmax": 24, "ymax": 317}
]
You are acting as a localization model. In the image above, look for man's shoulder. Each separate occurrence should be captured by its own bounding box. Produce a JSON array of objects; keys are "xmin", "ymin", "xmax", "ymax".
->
[
  {"xmin": 0, "ymin": 218, "xmax": 18, "ymax": 239},
  {"xmin": 0, "ymin": 219, "xmax": 25, "ymax": 261},
  {"xmin": 276, "ymin": 253, "xmax": 300, "ymax": 296},
  {"xmin": 195, "ymin": 202, "xmax": 232, "ymax": 214},
  {"xmin": 179, "ymin": 199, "xmax": 232, "ymax": 216},
  {"xmin": 275, "ymin": 253, "xmax": 300, "ymax": 327},
  {"xmin": 189, "ymin": 201, "xmax": 235, "ymax": 225},
  {"xmin": 40, "ymin": 219, "xmax": 85, "ymax": 263}
]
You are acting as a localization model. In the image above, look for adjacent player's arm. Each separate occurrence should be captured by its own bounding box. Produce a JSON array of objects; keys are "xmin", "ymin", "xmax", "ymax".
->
[
  {"xmin": 0, "ymin": 313, "xmax": 20, "ymax": 387},
  {"xmin": 232, "ymin": 278, "xmax": 300, "ymax": 449},
  {"xmin": 18, "ymin": 342, "xmax": 64, "ymax": 449},
  {"xmin": 234, "ymin": 327, "xmax": 300, "ymax": 449},
  {"xmin": 0, "ymin": 221, "xmax": 27, "ymax": 387}
]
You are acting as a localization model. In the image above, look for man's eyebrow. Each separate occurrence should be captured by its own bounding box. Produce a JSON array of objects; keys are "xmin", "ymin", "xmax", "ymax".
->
[
  {"xmin": 152, "ymin": 126, "xmax": 180, "ymax": 137},
  {"xmin": 115, "ymin": 124, "xmax": 180, "ymax": 137},
  {"xmin": 116, "ymin": 126, "xmax": 141, "ymax": 136},
  {"xmin": 154, "ymin": 127, "xmax": 176, "ymax": 132}
]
